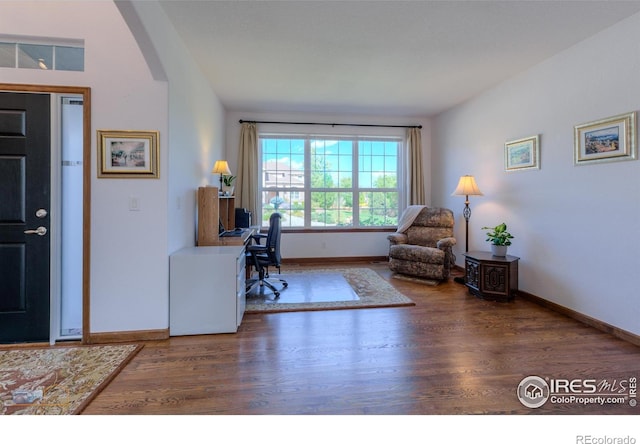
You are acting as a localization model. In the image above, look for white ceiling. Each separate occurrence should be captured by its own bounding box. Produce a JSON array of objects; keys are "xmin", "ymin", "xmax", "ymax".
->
[{"xmin": 159, "ymin": 0, "xmax": 640, "ymax": 117}]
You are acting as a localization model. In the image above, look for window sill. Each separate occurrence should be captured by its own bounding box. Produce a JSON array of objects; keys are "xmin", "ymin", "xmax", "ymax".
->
[{"xmin": 280, "ymin": 227, "xmax": 397, "ymax": 234}]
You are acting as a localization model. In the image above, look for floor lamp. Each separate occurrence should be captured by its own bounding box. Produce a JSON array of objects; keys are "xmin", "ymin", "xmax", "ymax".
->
[{"xmin": 451, "ymin": 175, "xmax": 483, "ymax": 283}]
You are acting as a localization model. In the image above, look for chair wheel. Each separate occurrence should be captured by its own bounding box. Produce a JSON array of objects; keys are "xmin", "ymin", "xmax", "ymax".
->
[
  {"xmin": 283, "ymin": 283, "xmax": 288, "ymax": 288},
  {"xmin": 274, "ymin": 292, "xmax": 280, "ymax": 298}
]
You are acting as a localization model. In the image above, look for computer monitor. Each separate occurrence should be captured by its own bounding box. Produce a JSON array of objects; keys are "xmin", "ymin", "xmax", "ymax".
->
[
  {"xmin": 235, "ymin": 208, "xmax": 252, "ymax": 228},
  {"xmin": 218, "ymin": 218, "xmax": 225, "ymax": 234}
]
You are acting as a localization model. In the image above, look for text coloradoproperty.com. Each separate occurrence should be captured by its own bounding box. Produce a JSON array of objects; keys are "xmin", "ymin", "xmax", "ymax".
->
[{"xmin": 551, "ymin": 395, "xmax": 628, "ymax": 405}]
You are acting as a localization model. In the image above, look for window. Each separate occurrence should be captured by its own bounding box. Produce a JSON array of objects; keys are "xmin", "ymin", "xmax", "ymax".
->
[
  {"xmin": 259, "ymin": 135, "xmax": 401, "ymax": 229},
  {"xmin": 0, "ymin": 38, "xmax": 84, "ymax": 71}
]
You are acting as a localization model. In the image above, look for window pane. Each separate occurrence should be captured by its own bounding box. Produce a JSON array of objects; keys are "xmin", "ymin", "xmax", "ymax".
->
[
  {"xmin": 358, "ymin": 140, "xmax": 399, "ymax": 189},
  {"xmin": 55, "ymin": 46, "xmax": 84, "ymax": 71},
  {"xmin": 2, "ymin": 40, "xmax": 84, "ymax": 72},
  {"xmin": 0, "ymin": 43, "xmax": 15, "ymax": 67},
  {"xmin": 311, "ymin": 191, "xmax": 353, "ymax": 227},
  {"xmin": 261, "ymin": 138, "xmax": 305, "ymax": 226},
  {"xmin": 262, "ymin": 138, "xmax": 304, "ymax": 188},
  {"xmin": 359, "ymin": 191, "xmax": 399, "ymax": 227},
  {"xmin": 262, "ymin": 191, "xmax": 303, "ymax": 228},
  {"xmin": 260, "ymin": 135, "xmax": 400, "ymax": 228},
  {"xmin": 311, "ymin": 139, "xmax": 352, "ymax": 189},
  {"xmin": 18, "ymin": 43, "xmax": 52, "ymax": 69}
]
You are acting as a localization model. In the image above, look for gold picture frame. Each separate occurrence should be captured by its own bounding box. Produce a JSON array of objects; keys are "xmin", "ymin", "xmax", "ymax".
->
[
  {"xmin": 98, "ymin": 130, "xmax": 159, "ymax": 178},
  {"xmin": 505, "ymin": 135, "xmax": 539, "ymax": 171},
  {"xmin": 574, "ymin": 112, "xmax": 636, "ymax": 166}
]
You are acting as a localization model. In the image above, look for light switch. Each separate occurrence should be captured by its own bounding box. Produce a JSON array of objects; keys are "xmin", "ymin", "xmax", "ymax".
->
[{"xmin": 129, "ymin": 196, "xmax": 140, "ymax": 211}]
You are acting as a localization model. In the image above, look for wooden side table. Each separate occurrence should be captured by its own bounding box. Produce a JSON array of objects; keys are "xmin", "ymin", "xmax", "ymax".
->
[{"xmin": 463, "ymin": 251, "xmax": 519, "ymax": 302}]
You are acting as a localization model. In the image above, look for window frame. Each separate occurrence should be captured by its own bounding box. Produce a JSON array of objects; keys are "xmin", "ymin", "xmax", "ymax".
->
[{"xmin": 258, "ymin": 133, "xmax": 404, "ymax": 230}]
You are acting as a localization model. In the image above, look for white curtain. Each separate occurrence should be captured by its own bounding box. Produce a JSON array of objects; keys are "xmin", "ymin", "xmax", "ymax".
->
[
  {"xmin": 407, "ymin": 127, "xmax": 425, "ymax": 206},
  {"xmin": 236, "ymin": 122, "xmax": 259, "ymax": 220}
]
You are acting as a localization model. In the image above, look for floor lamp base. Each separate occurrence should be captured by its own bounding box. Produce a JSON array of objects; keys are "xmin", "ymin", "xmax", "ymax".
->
[{"xmin": 453, "ymin": 276, "xmax": 466, "ymax": 285}]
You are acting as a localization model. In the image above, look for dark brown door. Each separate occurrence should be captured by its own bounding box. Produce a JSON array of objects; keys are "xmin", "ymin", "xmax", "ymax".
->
[{"xmin": 0, "ymin": 92, "xmax": 51, "ymax": 343}]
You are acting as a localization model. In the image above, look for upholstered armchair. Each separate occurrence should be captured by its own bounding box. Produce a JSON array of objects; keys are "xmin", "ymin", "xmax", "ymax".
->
[{"xmin": 387, "ymin": 206, "xmax": 457, "ymax": 281}]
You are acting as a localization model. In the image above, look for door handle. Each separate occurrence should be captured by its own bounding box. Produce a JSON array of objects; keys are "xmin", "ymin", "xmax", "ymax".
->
[{"xmin": 24, "ymin": 226, "xmax": 47, "ymax": 236}]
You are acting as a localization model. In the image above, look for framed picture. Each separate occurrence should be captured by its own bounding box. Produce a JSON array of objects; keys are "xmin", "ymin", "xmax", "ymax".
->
[
  {"xmin": 98, "ymin": 130, "xmax": 159, "ymax": 178},
  {"xmin": 574, "ymin": 112, "xmax": 636, "ymax": 166},
  {"xmin": 505, "ymin": 135, "xmax": 539, "ymax": 171}
]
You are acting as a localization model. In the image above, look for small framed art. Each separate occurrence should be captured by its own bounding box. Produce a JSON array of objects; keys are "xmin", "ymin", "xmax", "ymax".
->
[
  {"xmin": 574, "ymin": 112, "xmax": 636, "ymax": 166},
  {"xmin": 505, "ymin": 135, "xmax": 539, "ymax": 171},
  {"xmin": 98, "ymin": 130, "xmax": 159, "ymax": 178}
]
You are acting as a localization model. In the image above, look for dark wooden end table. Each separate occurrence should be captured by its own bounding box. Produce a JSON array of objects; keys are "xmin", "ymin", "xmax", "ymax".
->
[{"xmin": 463, "ymin": 251, "xmax": 519, "ymax": 302}]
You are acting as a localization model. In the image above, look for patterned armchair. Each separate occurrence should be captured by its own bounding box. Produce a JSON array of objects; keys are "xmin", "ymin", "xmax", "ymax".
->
[{"xmin": 387, "ymin": 207, "xmax": 457, "ymax": 281}]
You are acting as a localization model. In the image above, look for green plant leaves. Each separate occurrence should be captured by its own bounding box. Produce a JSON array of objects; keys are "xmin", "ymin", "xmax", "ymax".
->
[{"xmin": 481, "ymin": 222, "xmax": 514, "ymax": 246}]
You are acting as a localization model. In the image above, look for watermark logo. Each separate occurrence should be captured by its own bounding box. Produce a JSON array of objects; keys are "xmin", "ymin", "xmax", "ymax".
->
[
  {"xmin": 517, "ymin": 375, "xmax": 550, "ymax": 408},
  {"xmin": 576, "ymin": 436, "xmax": 636, "ymax": 444},
  {"xmin": 517, "ymin": 375, "xmax": 637, "ymax": 409}
]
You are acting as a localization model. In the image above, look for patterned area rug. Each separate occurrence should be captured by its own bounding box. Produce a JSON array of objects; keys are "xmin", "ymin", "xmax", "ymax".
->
[
  {"xmin": 0, "ymin": 344, "xmax": 142, "ymax": 415},
  {"xmin": 246, "ymin": 267, "xmax": 414, "ymax": 313}
]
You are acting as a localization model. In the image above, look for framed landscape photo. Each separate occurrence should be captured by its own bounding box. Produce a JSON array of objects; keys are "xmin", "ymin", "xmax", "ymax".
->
[
  {"xmin": 505, "ymin": 135, "xmax": 539, "ymax": 171},
  {"xmin": 98, "ymin": 130, "xmax": 159, "ymax": 178},
  {"xmin": 574, "ymin": 112, "xmax": 636, "ymax": 166}
]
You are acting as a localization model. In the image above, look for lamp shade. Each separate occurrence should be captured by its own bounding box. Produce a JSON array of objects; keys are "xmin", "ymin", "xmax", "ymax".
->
[
  {"xmin": 452, "ymin": 175, "xmax": 483, "ymax": 196},
  {"xmin": 212, "ymin": 160, "xmax": 231, "ymax": 175}
]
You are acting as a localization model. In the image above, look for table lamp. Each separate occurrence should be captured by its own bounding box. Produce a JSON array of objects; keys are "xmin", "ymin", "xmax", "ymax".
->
[{"xmin": 212, "ymin": 160, "xmax": 231, "ymax": 191}]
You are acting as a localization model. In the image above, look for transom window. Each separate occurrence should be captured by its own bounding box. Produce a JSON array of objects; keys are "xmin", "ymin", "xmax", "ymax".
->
[
  {"xmin": 0, "ymin": 37, "xmax": 84, "ymax": 71},
  {"xmin": 259, "ymin": 135, "xmax": 401, "ymax": 229}
]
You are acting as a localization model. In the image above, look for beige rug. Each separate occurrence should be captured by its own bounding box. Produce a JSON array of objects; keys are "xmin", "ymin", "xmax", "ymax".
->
[
  {"xmin": 0, "ymin": 344, "xmax": 142, "ymax": 415},
  {"xmin": 246, "ymin": 267, "xmax": 414, "ymax": 313}
]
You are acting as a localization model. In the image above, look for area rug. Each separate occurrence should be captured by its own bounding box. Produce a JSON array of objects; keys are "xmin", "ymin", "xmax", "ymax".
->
[
  {"xmin": 0, "ymin": 344, "xmax": 142, "ymax": 415},
  {"xmin": 245, "ymin": 267, "xmax": 414, "ymax": 313}
]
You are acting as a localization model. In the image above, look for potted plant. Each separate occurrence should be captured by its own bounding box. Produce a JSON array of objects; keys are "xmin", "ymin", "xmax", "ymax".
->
[
  {"xmin": 221, "ymin": 174, "xmax": 236, "ymax": 195},
  {"xmin": 481, "ymin": 222, "xmax": 514, "ymax": 256}
]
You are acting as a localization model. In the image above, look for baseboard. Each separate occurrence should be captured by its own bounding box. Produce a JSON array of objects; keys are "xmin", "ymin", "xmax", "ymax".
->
[
  {"xmin": 282, "ymin": 256, "xmax": 388, "ymax": 265},
  {"xmin": 86, "ymin": 328, "xmax": 169, "ymax": 344},
  {"xmin": 452, "ymin": 265, "xmax": 639, "ymax": 346},
  {"xmin": 517, "ymin": 290, "xmax": 640, "ymax": 347},
  {"xmin": 0, "ymin": 341, "xmax": 55, "ymax": 349}
]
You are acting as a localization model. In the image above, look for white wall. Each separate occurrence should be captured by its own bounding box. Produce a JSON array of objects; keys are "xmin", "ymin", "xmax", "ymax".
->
[
  {"xmin": 432, "ymin": 13, "xmax": 640, "ymax": 335},
  {"xmin": 225, "ymin": 111, "xmax": 431, "ymax": 258},
  {"xmin": 126, "ymin": 1, "xmax": 226, "ymax": 255},
  {"xmin": 1, "ymin": 1, "xmax": 169, "ymax": 334}
]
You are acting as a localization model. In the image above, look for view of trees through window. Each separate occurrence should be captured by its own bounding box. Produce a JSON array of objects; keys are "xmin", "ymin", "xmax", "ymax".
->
[{"xmin": 260, "ymin": 135, "xmax": 401, "ymax": 228}]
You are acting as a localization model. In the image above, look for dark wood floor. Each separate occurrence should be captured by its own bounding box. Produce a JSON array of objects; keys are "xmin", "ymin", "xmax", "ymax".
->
[{"xmin": 83, "ymin": 262, "xmax": 640, "ymax": 415}]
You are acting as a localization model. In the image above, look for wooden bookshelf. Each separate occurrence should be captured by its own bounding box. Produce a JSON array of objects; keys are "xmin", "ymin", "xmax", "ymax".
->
[
  {"xmin": 219, "ymin": 195, "xmax": 235, "ymax": 231},
  {"xmin": 197, "ymin": 186, "xmax": 219, "ymax": 246},
  {"xmin": 197, "ymin": 186, "xmax": 255, "ymax": 247}
]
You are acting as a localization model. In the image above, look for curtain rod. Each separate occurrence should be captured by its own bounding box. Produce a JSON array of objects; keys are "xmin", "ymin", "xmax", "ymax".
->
[{"xmin": 239, "ymin": 119, "xmax": 422, "ymax": 129}]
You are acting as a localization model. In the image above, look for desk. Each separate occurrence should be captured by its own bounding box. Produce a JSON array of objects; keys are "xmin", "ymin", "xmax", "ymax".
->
[
  {"xmin": 463, "ymin": 251, "xmax": 519, "ymax": 302},
  {"xmin": 169, "ymin": 226, "xmax": 261, "ymax": 335},
  {"xmin": 216, "ymin": 227, "xmax": 258, "ymax": 246},
  {"xmin": 170, "ymin": 245, "xmax": 246, "ymax": 335}
]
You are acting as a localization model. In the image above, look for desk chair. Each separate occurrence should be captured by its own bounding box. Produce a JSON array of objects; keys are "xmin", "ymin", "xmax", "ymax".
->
[{"xmin": 246, "ymin": 212, "xmax": 288, "ymax": 298}]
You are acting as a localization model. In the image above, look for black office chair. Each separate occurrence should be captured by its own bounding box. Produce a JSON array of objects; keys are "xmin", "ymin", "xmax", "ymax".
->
[{"xmin": 245, "ymin": 212, "xmax": 288, "ymax": 298}]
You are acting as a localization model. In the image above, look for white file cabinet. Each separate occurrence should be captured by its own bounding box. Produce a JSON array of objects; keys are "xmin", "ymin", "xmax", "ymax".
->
[{"xmin": 169, "ymin": 245, "xmax": 246, "ymax": 335}]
